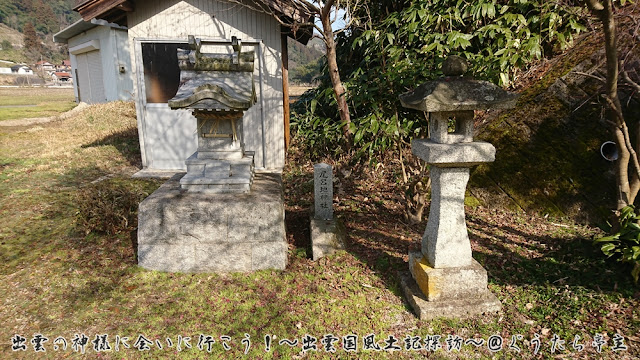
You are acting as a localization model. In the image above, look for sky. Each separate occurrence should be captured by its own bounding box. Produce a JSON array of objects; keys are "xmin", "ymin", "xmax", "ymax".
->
[{"xmin": 314, "ymin": 8, "xmax": 347, "ymax": 34}]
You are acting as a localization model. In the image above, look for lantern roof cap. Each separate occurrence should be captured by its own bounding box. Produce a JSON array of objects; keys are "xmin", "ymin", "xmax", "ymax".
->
[{"xmin": 399, "ymin": 56, "xmax": 518, "ymax": 112}]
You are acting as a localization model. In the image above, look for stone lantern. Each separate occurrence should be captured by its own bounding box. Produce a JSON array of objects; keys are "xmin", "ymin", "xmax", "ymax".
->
[{"xmin": 398, "ymin": 56, "xmax": 518, "ymax": 319}]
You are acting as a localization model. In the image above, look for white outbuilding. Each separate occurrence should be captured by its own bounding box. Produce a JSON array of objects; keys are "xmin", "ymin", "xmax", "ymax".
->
[{"xmin": 54, "ymin": 19, "xmax": 134, "ymax": 104}]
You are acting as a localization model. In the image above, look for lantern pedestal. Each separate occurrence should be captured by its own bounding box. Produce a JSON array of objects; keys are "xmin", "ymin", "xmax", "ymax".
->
[{"xmin": 400, "ymin": 261, "xmax": 501, "ymax": 320}]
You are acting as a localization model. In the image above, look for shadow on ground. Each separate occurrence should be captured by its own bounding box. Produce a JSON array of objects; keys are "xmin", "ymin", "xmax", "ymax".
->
[{"xmin": 81, "ymin": 126, "xmax": 142, "ymax": 168}]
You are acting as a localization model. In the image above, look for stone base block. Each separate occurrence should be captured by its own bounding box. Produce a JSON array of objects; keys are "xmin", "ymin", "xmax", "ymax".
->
[
  {"xmin": 409, "ymin": 251, "xmax": 488, "ymax": 301},
  {"xmin": 181, "ymin": 153, "xmax": 254, "ymax": 193},
  {"xmin": 310, "ymin": 215, "xmax": 346, "ymax": 261},
  {"xmin": 399, "ymin": 272, "xmax": 501, "ymax": 320},
  {"xmin": 137, "ymin": 173, "xmax": 287, "ymax": 272}
]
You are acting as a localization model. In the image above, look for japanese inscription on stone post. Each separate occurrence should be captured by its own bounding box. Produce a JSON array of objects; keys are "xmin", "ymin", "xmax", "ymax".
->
[{"xmin": 314, "ymin": 163, "xmax": 333, "ymax": 220}]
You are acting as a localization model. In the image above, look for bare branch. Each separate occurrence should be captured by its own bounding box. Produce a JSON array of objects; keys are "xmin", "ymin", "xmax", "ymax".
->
[
  {"xmin": 294, "ymin": 0, "xmax": 321, "ymax": 15},
  {"xmin": 604, "ymin": 95, "xmax": 624, "ymax": 125},
  {"xmin": 621, "ymin": 70, "xmax": 640, "ymax": 95},
  {"xmin": 321, "ymin": 0, "xmax": 335, "ymax": 20},
  {"xmin": 573, "ymin": 71, "xmax": 606, "ymax": 83},
  {"xmin": 221, "ymin": 0, "xmax": 319, "ymax": 41}
]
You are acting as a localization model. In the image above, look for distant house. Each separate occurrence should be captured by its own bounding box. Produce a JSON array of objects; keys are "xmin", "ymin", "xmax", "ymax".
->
[
  {"xmin": 35, "ymin": 61, "xmax": 56, "ymax": 73},
  {"xmin": 10, "ymin": 65, "xmax": 33, "ymax": 75},
  {"xmin": 0, "ymin": 60, "xmax": 13, "ymax": 74},
  {"xmin": 53, "ymin": 19, "xmax": 133, "ymax": 104},
  {"xmin": 52, "ymin": 72, "xmax": 72, "ymax": 83},
  {"xmin": 58, "ymin": 60, "xmax": 72, "ymax": 72},
  {"xmin": 74, "ymin": 0, "xmax": 312, "ymax": 172}
]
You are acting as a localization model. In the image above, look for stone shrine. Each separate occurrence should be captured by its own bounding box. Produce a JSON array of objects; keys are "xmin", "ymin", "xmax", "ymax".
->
[
  {"xmin": 398, "ymin": 56, "xmax": 518, "ymax": 319},
  {"xmin": 136, "ymin": 37, "xmax": 287, "ymax": 272},
  {"xmin": 168, "ymin": 35, "xmax": 256, "ymax": 192}
]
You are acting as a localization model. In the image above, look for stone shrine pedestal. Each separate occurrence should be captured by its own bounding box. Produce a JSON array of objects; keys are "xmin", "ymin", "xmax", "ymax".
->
[
  {"xmin": 138, "ymin": 173, "xmax": 286, "ymax": 272},
  {"xmin": 136, "ymin": 36, "xmax": 286, "ymax": 273}
]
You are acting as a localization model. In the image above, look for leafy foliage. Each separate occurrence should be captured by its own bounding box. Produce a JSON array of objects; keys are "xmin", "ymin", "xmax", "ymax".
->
[
  {"xmin": 0, "ymin": 0, "xmax": 78, "ymax": 34},
  {"xmin": 290, "ymin": 57, "xmax": 324, "ymax": 84},
  {"xmin": 595, "ymin": 205, "xmax": 640, "ymax": 283},
  {"xmin": 292, "ymin": 0, "xmax": 588, "ymax": 160}
]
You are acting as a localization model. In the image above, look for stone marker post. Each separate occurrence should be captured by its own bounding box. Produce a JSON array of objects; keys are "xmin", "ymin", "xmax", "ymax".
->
[
  {"xmin": 398, "ymin": 55, "xmax": 518, "ymax": 319},
  {"xmin": 310, "ymin": 163, "xmax": 345, "ymax": 260},
  {"xmin": 314, "ymin": 163, "xmax": 333, "ymax": 220}
]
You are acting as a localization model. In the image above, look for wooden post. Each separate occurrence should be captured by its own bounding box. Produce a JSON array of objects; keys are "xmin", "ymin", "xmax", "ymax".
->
[{"xmin": 281, "ymin": 33, "xmax": 291, "ymax": 150}]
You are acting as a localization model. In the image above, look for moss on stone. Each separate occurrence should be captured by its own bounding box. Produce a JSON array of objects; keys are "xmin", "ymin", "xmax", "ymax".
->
[{"xmin": 471, "ymin": 33, "xmax": 618, "ymax": 223}]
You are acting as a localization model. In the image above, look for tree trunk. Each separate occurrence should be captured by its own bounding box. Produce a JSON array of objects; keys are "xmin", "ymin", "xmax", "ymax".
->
[
  {"xmin": 600, "ymin": 0, "xmax": 632, "ymax": 209},
  {"xmin": 321, "ymin": 13, "xmax": 352, "ymax": 143},
  {"xmin": 613, "ymin": 126, "xmax": 631, "ymax": 209}
]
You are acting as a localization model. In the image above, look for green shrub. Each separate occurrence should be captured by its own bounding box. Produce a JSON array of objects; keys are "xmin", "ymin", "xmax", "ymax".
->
[
  {"xmin": 75, "ymin": 178, "xmax": 159, "ymax": 235},
  {"xmin": 293, "ymin": 0, "xmax": 588, "ymax": 161},
  {"xmin": 595, "ymin": 205, "xmax": 640, "ymax": 283}
]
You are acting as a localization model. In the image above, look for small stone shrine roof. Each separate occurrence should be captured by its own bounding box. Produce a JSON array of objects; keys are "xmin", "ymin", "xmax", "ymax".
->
[
  {"xmin": 168, "ymin": 72, "xmax": 255, "ymax": 111},
  {"xmin": 168, "ymin": 36, "xmax": 256, "ymax": 112},
  {"xmin": 399, "ymin": 56, "xmax": 518, "ymax": 112}
]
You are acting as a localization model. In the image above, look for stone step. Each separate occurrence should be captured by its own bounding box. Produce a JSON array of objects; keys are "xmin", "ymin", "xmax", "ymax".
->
[
  {"xmin": 180, "ymin": 173, "xmax": 253, "ymax": 185},
  {"xmin": 180, "ymin": 182, "xmax": 252, "ymax": 193},
  {"xmin": 197, "ymin": 149, "xmax": 243, "ymax": 160},
  {"xmin": 184, "ymin": 153, "xmax": 254, "ymax": 179}
]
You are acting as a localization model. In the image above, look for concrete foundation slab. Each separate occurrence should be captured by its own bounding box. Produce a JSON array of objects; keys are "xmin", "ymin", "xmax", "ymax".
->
[{"xmin": 137, "ymin": 172, "xmax": 287, "ymax": 272}]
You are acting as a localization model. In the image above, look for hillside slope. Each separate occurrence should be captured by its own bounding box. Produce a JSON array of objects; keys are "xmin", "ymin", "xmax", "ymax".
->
[
  {"xmin": 0, "ymin": 22, "xmax": 25, "ymax": 62},
  {"xmin": 0, "ymin": 22, "xmax": 21, "ymax": 46},
  {"xmin": 470, "ymin": 25, "xmax": 640, "ymax": 223}
]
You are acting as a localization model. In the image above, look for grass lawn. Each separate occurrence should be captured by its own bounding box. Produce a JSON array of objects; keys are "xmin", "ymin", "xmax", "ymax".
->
[
  {"xmin": 0, "ymin": 87, "xmax": 76, "ymax": 121},
  {"xmin": 0, "ymin": 101, "xmax": 638, "ymax": 359}
]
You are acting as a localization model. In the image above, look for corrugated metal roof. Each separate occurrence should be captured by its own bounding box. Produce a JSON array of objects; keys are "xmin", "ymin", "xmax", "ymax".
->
[{"xmin": 53, "ymin": 18, "xmax": 127, "ymax": 44}]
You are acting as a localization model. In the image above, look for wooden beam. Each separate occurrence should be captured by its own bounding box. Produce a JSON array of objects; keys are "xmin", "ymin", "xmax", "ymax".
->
[
  {"xmin": 117, "ymin": 1, "xmax": 134, "ymax": 12},
  {"xmin": 259, "ymin": 0, "xmax": 311, "ymax": 21},
  {"xmin": 74, "ymin": 0, "xmax": 131, "ymax": 22},
  {"xmin": 281, "ymin": 32, "xmax": 291, "ymax": 151}
]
